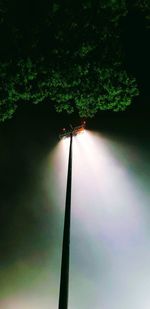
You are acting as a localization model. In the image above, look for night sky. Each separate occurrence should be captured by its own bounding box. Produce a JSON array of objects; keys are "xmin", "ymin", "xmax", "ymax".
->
[{"xmin": 0, "ymin": 3, "xmax": 150, "ymax": 309}]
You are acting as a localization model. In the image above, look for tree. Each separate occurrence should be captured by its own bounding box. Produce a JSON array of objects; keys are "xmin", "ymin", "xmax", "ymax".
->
[
  {"xmin": 0, "ymin": 0, "xmax": 142, "ymax": 121},
  {"xmin": 127, "ymin": 0, "xmax": 150, "ymax": 28}
]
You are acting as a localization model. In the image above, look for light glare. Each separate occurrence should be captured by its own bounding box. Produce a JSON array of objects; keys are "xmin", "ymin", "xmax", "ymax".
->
[
  {"xmin": 1, "ymin": 130, "xmax": 150, "ymax": 309},
  {"xmin": 50, "ymin": 130, "xmax": 150, "ymax": 309}
]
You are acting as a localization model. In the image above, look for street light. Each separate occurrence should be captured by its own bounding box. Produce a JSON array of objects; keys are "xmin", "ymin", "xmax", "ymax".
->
[{"xmin": 58, "ymin": 122, "xmax": 86, "ymax": 309}]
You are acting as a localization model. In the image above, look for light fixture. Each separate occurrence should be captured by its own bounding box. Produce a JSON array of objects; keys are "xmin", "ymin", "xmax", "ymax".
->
[{"xmin": 59, "ymin": 121, "xmax": 86, "ymax": 139}]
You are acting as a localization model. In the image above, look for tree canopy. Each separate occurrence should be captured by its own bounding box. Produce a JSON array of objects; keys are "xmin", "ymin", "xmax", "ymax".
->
[{"xmin": 0, "ymin": 0, "xmax": 149, "ymax": 121}]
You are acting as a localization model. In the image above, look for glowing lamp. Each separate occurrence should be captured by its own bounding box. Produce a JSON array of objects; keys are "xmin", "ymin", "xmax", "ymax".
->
[{"xmin": 59, "ymin": 122, "xmax": 86, "ymax": 139}]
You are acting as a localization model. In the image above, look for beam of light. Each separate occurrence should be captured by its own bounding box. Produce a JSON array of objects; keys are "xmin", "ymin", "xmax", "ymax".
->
[
  {"xmin": 1, "ymin": 130, "xmax": 150, "ymax": 308},
  {"xmin": 47, "ymin": 130, "xmax": 150, "ymax": 309}
]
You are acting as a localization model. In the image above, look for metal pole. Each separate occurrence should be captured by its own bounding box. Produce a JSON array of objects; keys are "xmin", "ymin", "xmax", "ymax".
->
[{"xmin": 58, "ymin": 133, "xmax": 73, "ymax": 309}]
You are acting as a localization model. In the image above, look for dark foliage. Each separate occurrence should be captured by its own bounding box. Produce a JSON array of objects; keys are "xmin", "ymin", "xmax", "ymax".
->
[{"xmin": 0, "ymin": 0, "xmax": 148, "ymax": 121}]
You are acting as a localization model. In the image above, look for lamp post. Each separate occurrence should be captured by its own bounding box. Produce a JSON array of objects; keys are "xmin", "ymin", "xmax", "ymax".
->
[
  {"xmin": 58, "ymin": 123, "xmax": 85, "ymax": 309},
  {"xmin": 58, "ymin": 132, "xmax": 72, "ymax": 309}
]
